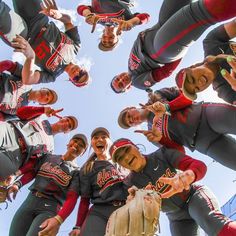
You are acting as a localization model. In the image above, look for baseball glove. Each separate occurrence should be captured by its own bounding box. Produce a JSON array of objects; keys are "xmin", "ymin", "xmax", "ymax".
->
[{"xmin": 105, "ymin": 187, "xmax": 162, "ymax": 236}]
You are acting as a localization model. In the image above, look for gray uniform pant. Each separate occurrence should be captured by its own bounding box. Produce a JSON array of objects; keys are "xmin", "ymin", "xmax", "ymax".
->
[
  {"xmin": 195, "ymin": 103, "xmax": 236, "ymax": 171},
  {"xmin": 80, "ymin": 204, "xmax": 121, "ymax": 236},
  {"xmin": 167, "ymin": 186, "xmax": 230, "ymax": 236},
  {"xmin": 9, "ymin": 193, "xmax": 60, "ymax": 236},
  {"xmin": 146, "ymin": 0, "xmax": 236, "ymax": 63},
  {"xmin": 0, "ymin": 0, "xmax": 48, "ymax": 44},
  {"xmin": 0, "ymin": 122, "xmax": 24, "ymax": 181}
]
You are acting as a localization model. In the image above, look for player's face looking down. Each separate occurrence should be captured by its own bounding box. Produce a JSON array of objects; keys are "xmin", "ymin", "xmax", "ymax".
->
[
  {"xmin": 123, "ymin": 107, "xmax": 143, "ymax": 127},
  {"xmin": 112, "ymin": 72, "xmax": 132, "ymax": 93},
  {"xmin": 65, "ymin": 63, "xmax": 89, "ymax": 87},
  {"xmin": 66, "ymin": 138, "xmax": 86, "ymax": 158},
  {"xmin": 184, "ymin": 65, "xmax": 215, "ymax": 96},
  {"xmin": 54, "ymin": 117, "xmax": 76, "ymax": 133},
  {"xmin": 100, "ymin": 26, "xmax": 118, "ymax": 49},
  {"xmin": 91, "ymin": 132, "xmax": 110, "ymax": 156},
  {"xmin": 115, "ymin": 145, "xmax": 146, "ymax": 172},
  {"xmin": 35, "ymin": 88, "xmax": 54, "ymax": 105}
]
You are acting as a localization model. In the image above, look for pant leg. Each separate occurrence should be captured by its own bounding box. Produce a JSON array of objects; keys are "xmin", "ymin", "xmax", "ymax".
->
[
  {"xmin": 0, "ymin": 123, "xmax": 24, "ymax": 180},
  {"xmin": 9, "ymin": 195, "xmax": 36, "ymax": 236},
  {"xmin": 150, "ymin": 0, "xmax": 236, "ymax": 63},
  {"xmin": 158, "ymin": 0, "xmax": 191, "ymax": 26},
  {"xmin": 188, "ymin": 185, "xmax": 231, "ymax": 236},
  {"xmin": 0, "ymin": 0, "xmax": 27, "ymax": 45},
  {"xmin": 205, "ymin": 103, "xmax": 236, "ymax": 134},
  {"xmin": 26, "ymin": 211, "xmax": 56, "ymax": 236},
  {"xmin": 80, "ymin": 204, "xmax": 120, "ymax": 236},
  {"xmin": 12, "ymin": 0, "xmax": 49, "ymax": 39},
  {"xmin": 169, "ymin": 219, "xmax": 199, "ymax": 236},
  {"xmin": 206, "ymin": 135, "xmax": 236, "ymax": 171}
]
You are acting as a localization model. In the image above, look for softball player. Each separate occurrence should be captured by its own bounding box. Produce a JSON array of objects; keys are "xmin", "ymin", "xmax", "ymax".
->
[
  {"xmin": 110, "ymin": 138, "xmax": 236, "ymax": 236},
  {"xmin": 176, "ymin": 18, "xmax": 236, "ymax": 104},
  {"xmin": 77, "ymin": 0, "xmax": 149, "ymax": 51},
  {"xmin": 118, "ymin": 86, "xmax": 236, "ymax": 171},
  {"xmin": 7, "ymin": 134, "xmax": 88, "ymax": 236},
  {"xmin": 111, "ymin": 0, "xmax": 236, "ymax": 93},
  {"xmin": 0, "ymin": 0, "xmax": 89, "ymax": 87},
  {"xmin": 69, "ymin": 127, "xmax": 127, "ymax": 236},
  {"xmin": 0, "ymin": 60, "xmax": 58, "ymax": 118},
  {"xmin": 0, "ymin": 105, "xmax": 78, "ymax": 182}
]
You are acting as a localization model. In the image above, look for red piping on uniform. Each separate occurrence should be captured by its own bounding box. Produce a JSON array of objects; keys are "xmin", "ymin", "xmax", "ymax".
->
[
  {"xmin": 150, "ymin": 20, "xmax": 212, "ymax": 60},
  {"xmin": 202, "ymin": 103, "xmax": 236, "ymax": 110},
  {"xmin": 99, "ymin": 178, "xmax": 123, "ymax": 193}
]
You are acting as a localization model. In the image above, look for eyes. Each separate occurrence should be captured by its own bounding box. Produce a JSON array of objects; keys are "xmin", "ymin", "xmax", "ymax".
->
[{"xmin": 93, "ymin": 135, "xmax": 108, "ymax": 140}]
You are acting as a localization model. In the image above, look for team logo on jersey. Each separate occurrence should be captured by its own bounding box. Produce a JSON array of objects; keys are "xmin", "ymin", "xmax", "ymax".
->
[
  {"xmin": 230, "ymin": 42, "xmax": 236, "ymax": 56},
  {"xmin": 145, "ymin": 168, "xmax": 176, "ymax": 194},
  {"xmin": 38, "ymin": 162, "xmax": 72, "ymax": 186},
  {"xmin": 97, "ymin": 167, "xmax": 123, "ymax": 193},
  {"xmin": 129, "ymin": 53, "xmax": 141, "ymax": 71}
]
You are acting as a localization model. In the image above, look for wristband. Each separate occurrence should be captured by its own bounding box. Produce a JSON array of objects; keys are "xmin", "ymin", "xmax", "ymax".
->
[
  {"xmin": 54, "ymin": 215, "xmax": 63, "ymax": 225},
  {"xmin": 14, "ymin": 180, "xmax": 22, "ymax": 189},
  {"xmin": 164, "ymin": 104, "xmax": 171, "ymax": 116},
  {"xmin": 72, "ymin": 226, "xmax": 81, "ymax": 230}
]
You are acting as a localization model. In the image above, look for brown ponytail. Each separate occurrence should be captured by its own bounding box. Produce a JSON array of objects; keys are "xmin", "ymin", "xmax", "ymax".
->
[{"xmin": 83, "ymin": 152, "xmax": 97, "ymax": 175}]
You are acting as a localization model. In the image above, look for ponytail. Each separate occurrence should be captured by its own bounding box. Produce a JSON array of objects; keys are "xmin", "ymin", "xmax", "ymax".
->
[{"xmin": 83, "ymin": 152, "xmax": 97, "ymax": 175}]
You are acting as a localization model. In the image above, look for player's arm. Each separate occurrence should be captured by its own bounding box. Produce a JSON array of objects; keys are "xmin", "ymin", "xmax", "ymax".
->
[
  {"xmin": 7, "ymin": 170, "xmax": 36, "ymax": 202},
  {"xmin": 40, "ymin": 0, "xmax": 74, "ymax": 31},
  {"xmin": 16, "ymin": 106, "xmax": 63, "ymax": 120},
  {"xmin": 10, "ymin": 35, "xmax": 41, "ymax": 85}
]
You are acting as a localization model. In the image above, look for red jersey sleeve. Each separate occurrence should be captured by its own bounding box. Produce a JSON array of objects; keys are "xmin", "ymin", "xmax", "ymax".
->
[
  {"xmin": 76, "ymin": 197, "xmax": 90, "ymax": 227},
  {"xmin": 178, "ymin": 155, "xmax": 207, "ymax": 182},
  {"xmin": 77, "ymin": 5, "xmax": 92, "ymax": 16},
  {"xmin": 168, "ymin": 93, "xmax": 193, "ymax": 111},
  {"xmin": 152, "ymin": 59, "xmax": 182, "ymax": 82},
  {"xmin": 57, "ymin": 191, "xmax": 79, "ymax": 221},
  {"xmin": 135, "ymin": 13, "xmax": 150, "ymax": 24},
  {"xmin": 16, "ymin": 106, "xmax": 45, "ymax": 120}
]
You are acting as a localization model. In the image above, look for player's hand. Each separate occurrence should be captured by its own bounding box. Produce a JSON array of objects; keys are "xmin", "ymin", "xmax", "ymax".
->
[
  {"xmin": 111, "ymin": 18, "xmax": 133, "ymax": 35},
  {"xmin": 204, "ymin": 54, "xmax": 229, "ymax": 64},
  {"xmin": 221, "ymin": 56, "xmax": 236, "ymax": 91},
  {"xmin": 146, "ymin": 92, "xmax": 162, "ymax": 105},
  {"xmin": 135, "ymin": 124, "xmax": 162, "ymax": 143},
  {"xmin": 40, "ymin": 0, "xmax": 62, "ymax": 20},
  {"xmin": 12, "ymin": 35, "xmax": 35, "ymax": 59},
  {"xmin": 140, "ymin": 101, "xmax": 166, "ymax": 124},
  {"xmin": 44, "ymin": 107, "xmax": 63, "ymax": 118},
  {"xmin": 159, "ymin": 170, "xmax": 195, "ymax": 198},
  {"xmin": 69, "ymin": 228, "xmax": 80, "ymax": 236},
  {"xmin": 85, "ymin": 14, "xmax": 103, "ymax": 33},
  {"xmin": 126, "ymin": 186, "xmax": 138, "ymax": 203},
  {"xmin": 38, "ymin": 217, "xmax": 60, "ymax": 236},
  {"xmin": 7, "ymin": 184, "xmax": 19, "ymax": 202}
]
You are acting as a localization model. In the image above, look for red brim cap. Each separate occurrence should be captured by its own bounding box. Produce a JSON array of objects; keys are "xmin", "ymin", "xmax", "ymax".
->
[
  {"xmin": 110, "ymin": 138, "xmax": 135, "ymax": 162},
  {"xmin": 175, "ymin": 69, "xmax": 197, "ymax": 100}
]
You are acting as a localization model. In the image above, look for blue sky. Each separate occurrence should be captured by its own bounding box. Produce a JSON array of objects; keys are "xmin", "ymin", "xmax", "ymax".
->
[{"xmin": 0, "ymin": 0, "xmax": 235, "ymax": 235}]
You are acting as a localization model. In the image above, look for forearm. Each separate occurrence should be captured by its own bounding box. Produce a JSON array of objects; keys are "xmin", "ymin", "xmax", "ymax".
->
[
  {"xmin": 58, "ymin": 14, "xmax": 74, "ymax": 31},
  {"xmin": 22, "ymin": 58, "xmax": 40, "ymax": 85},
  {"xmin": 77, "ymin": 5, "xmax": 92, "ymax": 17},
  {"xmin": 57, "ymin": 191, "xmax": 79, "ymax": 221},
  {"xmin": 75, "ymin": 197, "xmax": 90, "ymax": 227},
  {"xmin": 168, "ymin": 93, "xmax": 193, "ymax": 111},
  {"xmin": 16, "ymin": 106, "xmax": 45, "ymax": 120}
]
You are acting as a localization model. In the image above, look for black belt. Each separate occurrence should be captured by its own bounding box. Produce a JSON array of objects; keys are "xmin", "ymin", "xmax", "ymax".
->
[{"xmin": 31, "ymin": 191, "xmax": 52, "ymax": 200}]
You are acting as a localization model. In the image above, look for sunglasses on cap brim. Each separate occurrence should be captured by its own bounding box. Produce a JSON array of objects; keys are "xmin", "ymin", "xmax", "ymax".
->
[{"xmin": 69, "ymin": 70, "xmax": 89, "ymax": 87}]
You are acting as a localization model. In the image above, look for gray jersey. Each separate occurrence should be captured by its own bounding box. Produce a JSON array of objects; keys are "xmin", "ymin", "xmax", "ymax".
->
[
  {"xmin": 9, "ymin": 116, "xmax": 54, "ymax": 157},
  {"xmin": 30, "ymin": 22, "xmax": 81, "ymax": 83},
  {"xmin": 203, "ymin": 23, "xmax": 236, "ymax": 104},
  {"xmin": 29, "ymin": 154, "xmax": 80, "ymax": 205},
  {"xmin": 80, "ymin": 159, "xmax": 126, "ymax": 204},
  {"xmin": 124, "ymin": 147, "xmax": 197, "ymax": 212},
  {"xmin": 0, "ymin": 71, "xmax": 31, "ymax": 115}
]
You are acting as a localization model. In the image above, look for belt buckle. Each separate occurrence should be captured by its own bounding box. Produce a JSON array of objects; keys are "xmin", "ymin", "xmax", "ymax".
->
[
  {"xmin": 112, "ymin": 200, "xmax": 122, "ymax": 207},
  {"xmin": 35, "ymin": 191, "xmax": 42, "ymax": 198}
]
